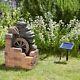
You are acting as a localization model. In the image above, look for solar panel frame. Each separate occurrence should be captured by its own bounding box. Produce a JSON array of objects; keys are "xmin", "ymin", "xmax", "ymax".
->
[{"xmin": 60, "ymin": 42, "xmax": 74, "ymax": 50}]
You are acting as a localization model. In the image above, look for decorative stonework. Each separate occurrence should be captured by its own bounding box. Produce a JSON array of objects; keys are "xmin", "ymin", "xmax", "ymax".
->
[{"xmin": 5, "ymin": 33, "xmax": 38, "ymax": 69}]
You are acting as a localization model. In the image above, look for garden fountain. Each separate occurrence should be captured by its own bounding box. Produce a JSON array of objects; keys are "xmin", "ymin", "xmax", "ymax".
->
[{"xmin": 5, "ymin": 19, "xmax": 38, "ymax": 69}]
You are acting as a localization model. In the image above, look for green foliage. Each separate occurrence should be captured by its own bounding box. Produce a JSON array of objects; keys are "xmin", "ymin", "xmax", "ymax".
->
[
  {"xmin": 0, "ymin": 2, "xmax": 21, "ymax": 48},
  {"xmin": 0, "ymin": 2, "xmax": 21, "ymax": 27},
  {"xmin": 0, "ymin": 0, "xmax": 80, "ymax": 56},
  {"xmin": 29, "ymin": 16, "xmax": 80, "ymax": 56},
  {"xmin": 0, "ymin": 27, "xmax": 7, "ymax": 48},
  {"xmin": 0, "ymin": 2, "xmax": 11, "ymax": 27},
  {"xmin": 22, "ymin": 0, "xmax": 80, "ymax": 23},
  {"xmin": 22, "ymin": 0, "xmax": 80, "ymax": 56},
  {"xmin": 55, "ymin": 0, "xmax": 80, "ymax": 23},
  {"xmin": 22, "ymin": 0, "xmax": 55, "ymax": 20},
  {"xmin": 31, "ymin": 17, "xmax": 62, "ymax": 51},
  {"xmin": 0, "ymin": 2, "xmax": 9, "ymax": 48}
]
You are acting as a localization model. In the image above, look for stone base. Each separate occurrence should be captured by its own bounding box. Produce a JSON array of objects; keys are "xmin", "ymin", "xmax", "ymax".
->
[{"xmin": 5, "ymin": 33, "xmax": 38, "ymax": 69}]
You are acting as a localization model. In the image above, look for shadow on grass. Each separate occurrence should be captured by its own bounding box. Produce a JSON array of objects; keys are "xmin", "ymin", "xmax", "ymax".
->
[
  {"xmin": 0, "ymin": 64, "xmax": 30, "ymax": 71},
  {"xmin": 40, "ymin": 54, "xmax": 49, "ymax": 60},
  {"xmin": 39, "ymin": 50, "xmax": 54, "ymax": 60},
  {"xmin": 54, "ymin": 61, "xmax": 67, "ymax": 65}
]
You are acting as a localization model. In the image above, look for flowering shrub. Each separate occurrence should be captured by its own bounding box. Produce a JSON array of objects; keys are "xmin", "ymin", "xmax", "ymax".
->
[
  {"xmin": 60, "ymin": 19, "xmax": 80, "ymax": 56},
  {"xmin": 28, "ymin": 16, "xmax": 80, "ymax": 56},
  {"xmin": 29, "ymin": 16, "xmax": 62, "ymax": 53},
  {"xmin": 0, "ymin": 2, "xmax": 21, "ymax": 48},
  {"xmin": 0, "ymin": 27, "xmax": 7, "ymax": 48}
]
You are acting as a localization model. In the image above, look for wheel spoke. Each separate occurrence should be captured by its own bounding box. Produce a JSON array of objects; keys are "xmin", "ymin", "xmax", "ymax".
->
[
  {"xmin": 20, "ymin": 41, "xmax": 22, "ymax": 46},
  {"xmin": 14, "ymin": 41, "xmax": 19, "ymax": 46},
  {"xmin": 22, "ymin": 43, "xmax": 26, "ymax": 47}
]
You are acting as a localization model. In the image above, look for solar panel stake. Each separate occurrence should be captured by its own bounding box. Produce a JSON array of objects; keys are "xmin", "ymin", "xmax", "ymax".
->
[
  {"xmin": 66, "ymin": 50, "xmax": 69, "ymax": 61},
  {"xmin": 59, "ymin": 53, "xmax": 61, "ymax": 61}
]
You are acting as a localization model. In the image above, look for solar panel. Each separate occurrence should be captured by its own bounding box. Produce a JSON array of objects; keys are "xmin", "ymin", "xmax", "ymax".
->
[{"xmin": 60, "ymin": 42, "xmax": 74, "ymax": 50}]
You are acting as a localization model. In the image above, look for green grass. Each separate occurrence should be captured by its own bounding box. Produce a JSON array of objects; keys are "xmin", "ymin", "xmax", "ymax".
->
[{"xmin": 0, "ymin": 50, "xmax": 80, "ymax": 80}]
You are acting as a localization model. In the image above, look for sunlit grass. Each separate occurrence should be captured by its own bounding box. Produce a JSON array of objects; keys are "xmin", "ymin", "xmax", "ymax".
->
[{"xmin": 0, "ymin": 50, "xmax": 80, "ymax": 80}]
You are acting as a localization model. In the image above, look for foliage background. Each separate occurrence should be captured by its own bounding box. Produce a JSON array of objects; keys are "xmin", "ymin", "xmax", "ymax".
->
[
  {"xmin": 0, "ymin": 2, "xmax": 20, "ymax": 48},
  {"xmin": 22, "ymin": 0, "xmax": 80, "ymax": 23},
  {"xmin": 0, "ymin": 0, "xmax": 80, "ymax": 56}
]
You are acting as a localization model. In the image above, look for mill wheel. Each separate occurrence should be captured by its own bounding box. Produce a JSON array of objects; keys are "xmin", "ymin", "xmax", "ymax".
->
[{"xmin": 13, "ymin": 38, "xmax": 29, "ymax": 55}]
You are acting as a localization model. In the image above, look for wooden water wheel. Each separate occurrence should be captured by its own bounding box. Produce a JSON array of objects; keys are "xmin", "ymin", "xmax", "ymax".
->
[
  {"xmin": 14, "ymin": 38, "xmax": 29, "ymax": 55},
  {"xmin": 8, "ymin": 19, "xmax": 37, "ymax": 55}
]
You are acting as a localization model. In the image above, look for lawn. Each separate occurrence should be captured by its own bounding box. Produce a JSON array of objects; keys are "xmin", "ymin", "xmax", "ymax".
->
[{"xmin": 0, "ymin": 50, "xmax": 80, "ymax": 80}]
